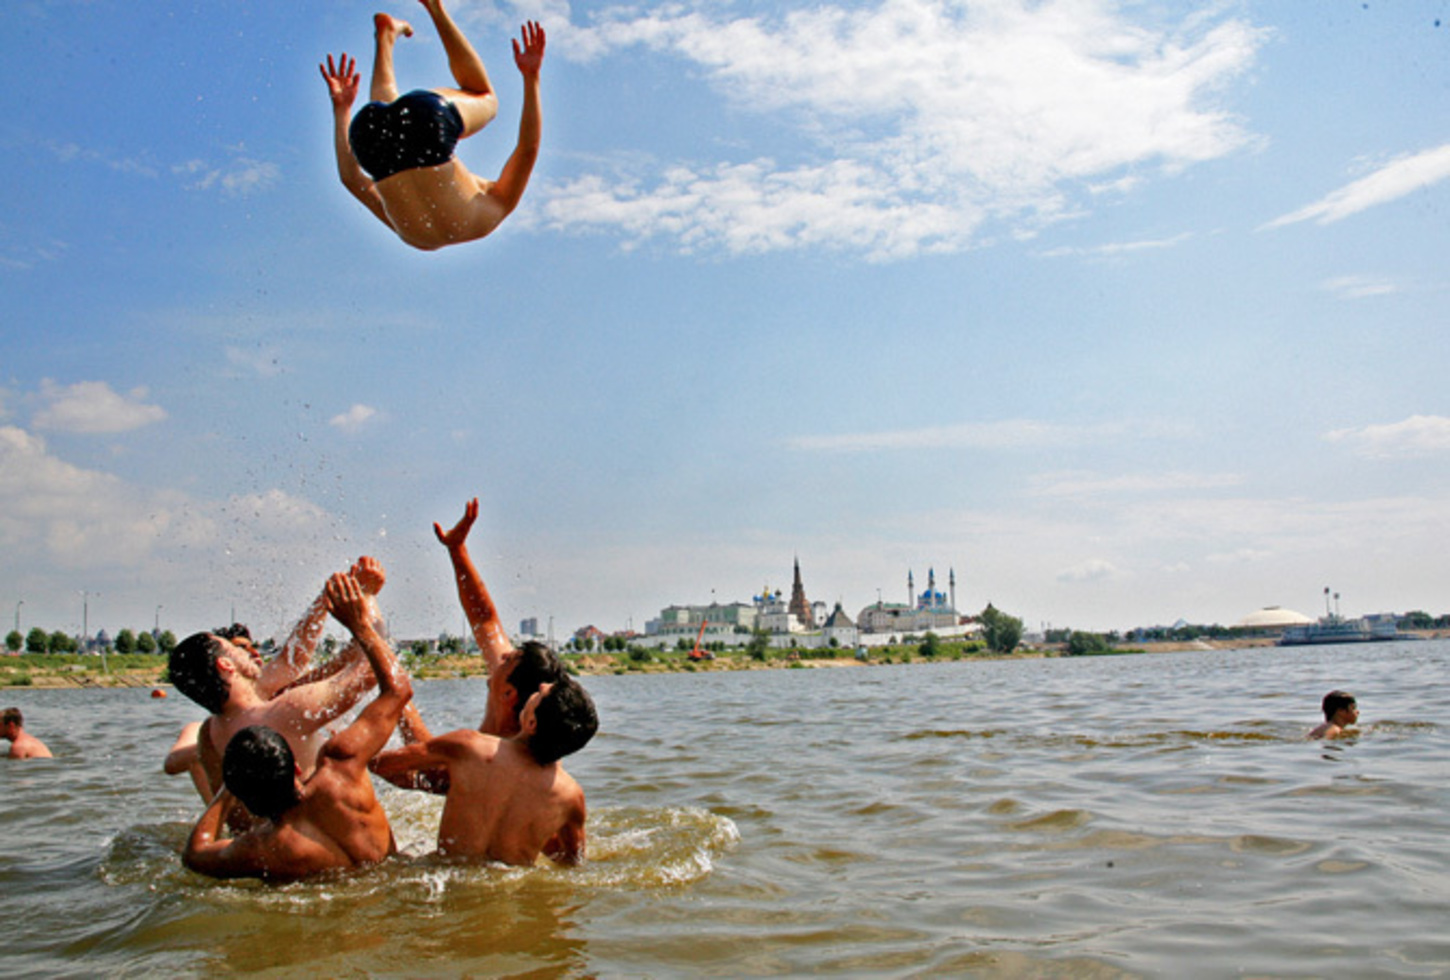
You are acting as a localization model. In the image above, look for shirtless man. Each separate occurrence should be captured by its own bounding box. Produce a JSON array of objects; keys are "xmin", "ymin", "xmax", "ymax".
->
[
  {"xmin": 2, "ymin": 707, "xmax": 53, "ymax": 759},
  {"xmin": 1309, "ymin": 689, "xmax": 1359, "ymax": 739},
  {"xmin": 371, "ymin": 676, "xmax": 595, "ymax": 865},
  {"xmin": 370, "ymin": 497, "xmax": 596, "ymax": 864},
  {"xmin": 320, "ymin": 3, "xmax": 544, "ymax": 250},
  {"xmin": 183, "ymin": 573, "xmax": 412, "ymax": 881},
  {"xmin": 167, "ymin": 557, "xmax": 388, "ymax": 812}
]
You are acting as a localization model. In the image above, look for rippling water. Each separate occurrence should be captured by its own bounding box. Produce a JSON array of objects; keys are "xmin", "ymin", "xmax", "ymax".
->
[{"xmin": 3, "ymin": 641, "xmax": 1448, "ymax": 977}]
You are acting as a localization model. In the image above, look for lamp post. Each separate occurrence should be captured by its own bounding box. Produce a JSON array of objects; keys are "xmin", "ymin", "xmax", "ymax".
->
[
  {"xmin": 13, "ymin": 599, "xmax": 22, "ymax": 636},
  {"xmin": 80, "ymin": 590, "xmax": 106, "ymax": 674},
  {"xmin": 154, "ymin": 605, "xmax": 163, "ymax": 636}
]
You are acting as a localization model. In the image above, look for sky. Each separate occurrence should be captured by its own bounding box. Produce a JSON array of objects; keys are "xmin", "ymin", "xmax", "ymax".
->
[{"xmin": 2, "ymin": 0, "xmax": 1448, "ymax": 646}]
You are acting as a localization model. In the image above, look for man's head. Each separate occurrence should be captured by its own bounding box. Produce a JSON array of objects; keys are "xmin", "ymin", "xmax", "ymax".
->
[
  {"xmin": 519, "ymin": 677, "xmax": 598, "ymax": 765},
  {"xmin": 216, "ymin": 623, "xmax": 256, "ymax": 653},
  {"xmin": 489, "ymin": 640, "xmax": 568, "ymax": 734},
  {"xmin": 1322, "ymin": 690, "xmax": 1358, "ymax": 723},
  {"xmin": 170, "ymin": 632, "xmax": 262, "ymax": 714},
  {"xmin": 223, "ymin": 725, "xmax": 302, "ymax": 822},
  {"xmin": 1, "ymin": 707, "xmax": 22, "ymax": 739}
]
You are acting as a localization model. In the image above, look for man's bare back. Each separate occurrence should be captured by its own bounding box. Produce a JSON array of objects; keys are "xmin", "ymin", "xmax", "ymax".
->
[
  {"xmin": 380, "ymin": 726, "xmax": 586, "ymax": 865},
  {"xmin": 321, "ymin": 5, "xmax": 545, "ymax": 250}
]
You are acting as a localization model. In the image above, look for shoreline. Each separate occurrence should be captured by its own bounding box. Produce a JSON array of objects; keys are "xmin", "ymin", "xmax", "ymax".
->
[{"xmin": 0, "ymin": 637, "xmax": 1302, "ymax": 690}]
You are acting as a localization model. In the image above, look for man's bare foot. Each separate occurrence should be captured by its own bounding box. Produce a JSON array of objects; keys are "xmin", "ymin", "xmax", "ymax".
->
[{"xmin": 374, "ymin": 13, "xmax": 414, "ymax": 41}]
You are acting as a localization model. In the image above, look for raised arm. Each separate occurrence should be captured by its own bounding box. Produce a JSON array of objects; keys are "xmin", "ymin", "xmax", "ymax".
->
[
  {"xmin": 481, "ymin": 22, "xmax": 544, "ymax": 218},
  {"xmin": 434, "ymin": 498, "xmax": 515, "ymax": 672},
  {"xmin": 322, "ymin": 573, "xmax": 413, "ymax": 769},
  {"xmin": 268, "ymin": 557, "xmax": 388, "ymax": 696},
  {"xmin": 320, "ymin": 53, "xmax": 392, "ymax": 229}
]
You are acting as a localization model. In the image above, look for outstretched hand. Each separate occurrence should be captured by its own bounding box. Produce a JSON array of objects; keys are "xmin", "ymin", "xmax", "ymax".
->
[
  {"xmin": 351, "ymin": 556, "xmax": 386, "ymax": 596},
  {"xmin": 320, "ymin": 53, "xmax": 361, "ymax": 110},
  {"xmin": 325, "ymin": 573, "xmax": 373, "ymax": 634},
  {"xmin": 434, "ymin": 497, "xmax": 479, "ymax": 551},
  {"xmin": 512, "ymin": 21, "xmax": 545, "ymax": 77}
]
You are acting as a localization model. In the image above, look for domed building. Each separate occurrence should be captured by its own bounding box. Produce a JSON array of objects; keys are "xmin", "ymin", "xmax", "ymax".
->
[{"xmin": 1235, "ymin": 606, "xmax": 1314, "ymax": 633}]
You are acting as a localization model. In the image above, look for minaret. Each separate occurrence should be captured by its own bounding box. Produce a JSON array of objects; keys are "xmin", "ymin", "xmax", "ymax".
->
[
  {"xmin": 928, "ymin": 568, "xmax": 937, "ymax": 608},
  {"xmin": 949, "ymin": 568, "xmax": 957, "ymax": 613},
  {"xmin": 908, "ymin": 569, "xmax": 915, "ymax": 609},
  {"xmin": 789, "ymin": 556, "xmax": 814, "ymax": 628}
]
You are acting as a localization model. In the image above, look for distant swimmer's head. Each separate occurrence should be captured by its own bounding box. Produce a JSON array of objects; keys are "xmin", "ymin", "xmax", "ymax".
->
[
  {"xmin": 1322, "ymin": 690, "xmax": 1358, "ymax": 723},
  {"xmin": 522, "ymin": 676, "xmax": 598, "ymax": 765},
  {"xmin": 223, "ymin": 725, "xmax": 302, "ymax": 822}
]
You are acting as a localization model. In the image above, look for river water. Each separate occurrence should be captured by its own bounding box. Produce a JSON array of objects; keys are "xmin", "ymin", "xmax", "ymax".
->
[{"xmin": 2, "ymin": 640, "xmax": 1447, "ymax": 978}]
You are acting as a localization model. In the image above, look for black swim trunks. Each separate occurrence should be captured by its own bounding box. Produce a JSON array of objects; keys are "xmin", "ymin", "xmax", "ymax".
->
[{"xmin": 349, "ymin": 90, "xmax": 465, "ymax": 182}]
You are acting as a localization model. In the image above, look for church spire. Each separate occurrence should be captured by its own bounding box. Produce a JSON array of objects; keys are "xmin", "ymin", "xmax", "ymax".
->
[{"xmin": 789, "ymin": 556, "xmax": 814, "ymax": 628}]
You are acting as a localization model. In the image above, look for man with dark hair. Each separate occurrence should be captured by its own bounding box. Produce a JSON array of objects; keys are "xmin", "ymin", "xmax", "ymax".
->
[
  {"xmin": 183, "ymin": 572, "xmax": 411, "ymax": 881},
  {"xmin": 1309, "ymin": 690, "xmax": 1359, "ymax": 739},
  {"xmin": 167, "ymin": 557, "xmax": 389, "ymax": 810},
  {"xmin": 2, "ymin": 707, "xmax": 53, "ymax": 759},
  {"xmin": 372, "ymin": 676, "xmax": 594, "ymax": 865},
  {"xmin": 371, "ymin": 497, "xmax": 596, "ymax": 865}
]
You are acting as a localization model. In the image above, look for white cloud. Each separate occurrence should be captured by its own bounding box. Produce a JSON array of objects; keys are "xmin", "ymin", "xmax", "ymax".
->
[
  {"xmin": 31, "ymin": 380, "xmax": 167, "ymax": 434},
  {"xmin": 174, "ymin": 157, "xmax": 281, "ymax": 196},
  {"xmin": 1057, "ymin": 558, "xmax": 1120, "ymax": 583},
  {"xmin": 786, "ymin": 417, "xmax": 1180, "ymax": 453},
  {"xmin": 540, "ymin": 0, "xmax": 1264, "ymax": 257},
  {"xmin": 1262, "ymin": 143, "xmax": 1450, "ymax": 230},
  {"xmin": 1319, "ymin": 275, "xmax": 1400, "ymax": 300},
  {"xmin": 1031, "ymin": 470, "xmax": 1244, "ymax": 498},
  {"xmin": 329, "ymin": 403, "xmax": 381, "ymax": 433},
  {"xmin": 1324, "ymin": 415, "xmax": 1450, "ymax": 459},
  {"xmin": 225, "ymin": 345, "xmax": 286, "ymax": 378},
  {"xmin": 1036, "ymin": 232, "xmax": 1193, "ymax": 259}
]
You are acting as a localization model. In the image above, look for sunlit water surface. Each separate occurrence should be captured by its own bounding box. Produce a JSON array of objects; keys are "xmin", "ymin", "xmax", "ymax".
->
[{"xmin": 2, "ymin": 641, "xmax": 1448, "ymax": 977}]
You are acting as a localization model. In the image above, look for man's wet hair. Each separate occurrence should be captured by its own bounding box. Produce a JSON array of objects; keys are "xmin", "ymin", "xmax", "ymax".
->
[
  {"xmin": 169, "ymin": 633, "xmax": 230, "ymax": 714},
  {"xmin": 223, "ymin": 725, "xmax": 302, "ymax": 822},
  {"xmin": 216, "ymin": 623, "xmax": 253, "ymax": 644},
  {"xmin": 1322, "ymin": 690, "xmax": 1356, "ymax": 720},
  {"xmin": 2, "ymin": 707, "xmax": 22, "ymax": 728},
  {"xmin": 508, "ymin": 641, "xmax": 568, "ymax": 710},
  {"xmin": 526, "ymin": 677, "xmax": 598, "ymax": 765}
]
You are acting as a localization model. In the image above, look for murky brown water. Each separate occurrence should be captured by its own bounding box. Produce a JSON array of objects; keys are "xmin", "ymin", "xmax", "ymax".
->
[{"xmin": 3, "ymin": 640, "xmax": 1448, "ymax": 977}]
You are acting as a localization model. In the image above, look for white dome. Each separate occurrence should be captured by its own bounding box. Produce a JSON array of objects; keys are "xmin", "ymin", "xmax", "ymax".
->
[{"xmin": 1236, "ymin": 606, "xmax": 1314, "ymax": 629}]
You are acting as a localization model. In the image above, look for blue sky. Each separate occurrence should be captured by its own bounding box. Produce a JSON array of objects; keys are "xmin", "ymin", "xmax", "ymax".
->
[{"xmin": 3, "ymin": 0, "xmax": 1448, "ymax": 645}]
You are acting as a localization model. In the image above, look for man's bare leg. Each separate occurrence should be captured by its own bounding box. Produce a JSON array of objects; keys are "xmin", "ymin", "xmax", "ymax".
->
[
  {"xmin": 419, "ymin": 0, "xmax": 498, "ymax": 135},
  {"xmin": 370, "ymin": 13, "xmax": 414, "ymax": 104}
]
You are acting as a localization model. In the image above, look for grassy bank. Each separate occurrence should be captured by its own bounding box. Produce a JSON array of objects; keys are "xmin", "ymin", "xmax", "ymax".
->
[{"xmin": 1, "ymin": 636, "xmax": 1293, "ymax": 690}]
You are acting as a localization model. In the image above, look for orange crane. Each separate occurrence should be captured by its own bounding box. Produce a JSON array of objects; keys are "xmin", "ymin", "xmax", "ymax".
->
[{"xmin": 688, "ymin": 620, "xmax": 714, "ymax": 660}]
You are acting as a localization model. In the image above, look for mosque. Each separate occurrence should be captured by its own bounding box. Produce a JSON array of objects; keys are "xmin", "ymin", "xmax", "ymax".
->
[{"xmin": 632, "ymin": 562, "xmax": 974, "ymax": 650}]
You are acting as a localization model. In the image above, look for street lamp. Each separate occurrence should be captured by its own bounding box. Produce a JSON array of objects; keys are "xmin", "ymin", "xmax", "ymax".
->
[
  {"xmin": 154, "ymin": 605, "xmax": 163, "ymax": 636},
  {"xmin": 13, "ymin": 599, "xmax": 22, "ymax": 636},
  {"xmin": 79, "ymin": 590, "xmax": 106, "ymax": 674}
]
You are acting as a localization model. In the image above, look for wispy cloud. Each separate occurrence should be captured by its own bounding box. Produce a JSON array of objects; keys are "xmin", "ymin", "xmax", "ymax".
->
[
  {"xmin": 1057, "ymin": 558, "xmax": 1121, "ymax": 583},
  {"xmin": 1324, "ymin": 414, "xmax": 1450, "ymax": 458},
  {"xmin": 1031, "ymin": 470, "xmax": 1244, "ymax": 498},
  {"xmin": 1036, "ymin": 232, "xmax": 1193, "ymax": 259},
  {"xmin": 329, "ymin": 403, "xmax": 381, "ymax": 433},
  {"xmin": 1262, "ymin": 143, "xmax": 1450, "ymax": 230},
  {"xmin": 174, "ymin": 157, "xmax": 281, "ymax": 197},
  {"xmin": 225, "ymin": 345, "xmax": 286, "ymax": 378},
  {"xmin": 31, "ymin": 380, "xmax": 167, "ymax": 434},
  {"xmin": 1319, "ymin": 274, "xmax": 1401, "ymax": 300},
  {"xmin": 787, "ymin": 418, "xmax": 1158, "ymax": 453},
  {"xmin": 539, "ymin": 0, "xmax": 1264, "ymax": 258}
]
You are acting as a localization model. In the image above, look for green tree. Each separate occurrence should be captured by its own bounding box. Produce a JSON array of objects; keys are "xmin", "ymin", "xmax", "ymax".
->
[
  {"xmin": 49, "ymin": 630, "xmax": 76, "ymax": 653},
  {"xmin": 746, "ymin": 628, "xmax": 771, "ymax": 662},
  {"xmin": 114, "ymin": 629, "xmax": 137, "ymax": 655},
  {"xmin": 135, "ymin": 631, "xmax": 157, "ymax": 654},
  {"xmin": 1066, "ymin": 631, "xmax": 1112, "ymax": 656},
  {"xmin": 157, "ymin": 630, "xmax": 178, "ymax": 654},
  {"xmin": 5, "ymin": 630, "xmax": 21, "ymax": 653},
  {"xmin": 26, "ymin": 628, "xmax": 49, "ymax": 653},
  {"xmin": 979, "ymin": 604, "xmax": 1023, "ymax": 654},
  {"xmin": 918, "ymin": 632, "xmax": 943, "ymax": 658}
]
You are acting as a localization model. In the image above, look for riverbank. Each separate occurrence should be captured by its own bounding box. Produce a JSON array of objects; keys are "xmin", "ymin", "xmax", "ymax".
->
[{"xmin": 0, "ymin": 636, "xmax": 1298, "ymax": 689}]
